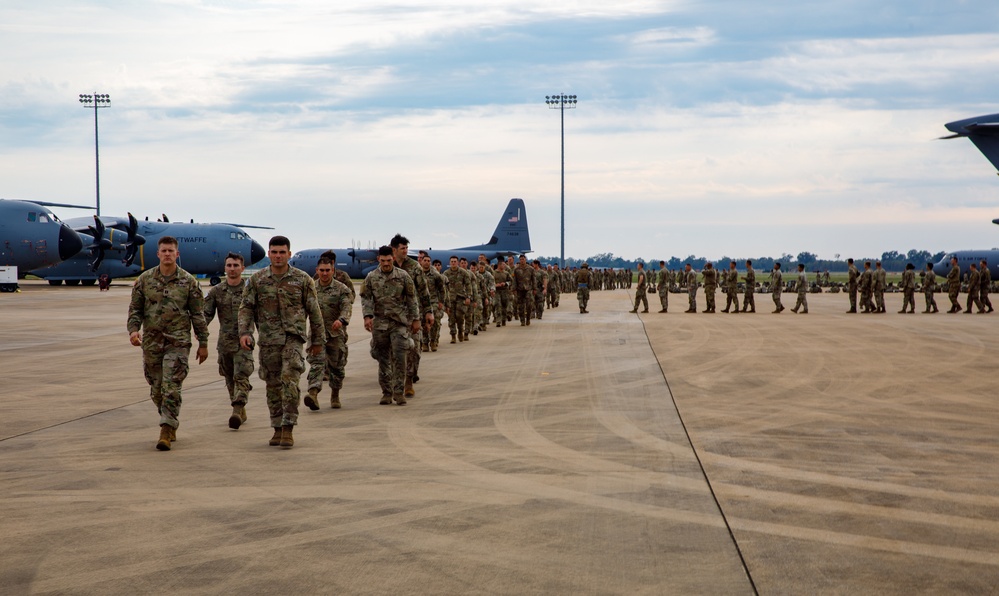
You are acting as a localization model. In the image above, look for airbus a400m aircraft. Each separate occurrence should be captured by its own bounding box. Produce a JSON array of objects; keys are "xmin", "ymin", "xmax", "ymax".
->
[
  {"xmin": 0, "ymin": 199, "xmax": 85, "ymax": 271},
  {"xmin": 289, "ymin": 198, "xmax": 532, "ymax": 278}
]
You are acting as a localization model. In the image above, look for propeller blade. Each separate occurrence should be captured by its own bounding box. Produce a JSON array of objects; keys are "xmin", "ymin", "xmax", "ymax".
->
[
  {"xmin": 122, "ymin": 212, "xmax": 146, "ymax": 266},
  {"xmin": 87, "ymin": 216, "xmax": 113, "ymax": 272}
]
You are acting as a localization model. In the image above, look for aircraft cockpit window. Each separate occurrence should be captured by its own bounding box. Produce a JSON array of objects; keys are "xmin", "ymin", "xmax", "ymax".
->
[
  {"xmin": 27, "ymin": 212, "xmax": 37, "ymax": 222},
  {"xmin": 38, "ymin": 214, "xmax": 49, "ymax": 223},
  {"xmin": 238, "ymin": 233, "xmax": 245, "ymax": 240}
]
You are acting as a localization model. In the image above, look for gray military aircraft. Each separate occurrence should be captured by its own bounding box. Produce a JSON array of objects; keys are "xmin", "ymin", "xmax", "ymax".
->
[
  {"xmin": 289, "ymin": 198, "xmax": 532, "ymax": 278},
  {"xmin": 933, "ymin": 113, "xmax": 999, "ymax": 278},
  {"xmin": 0, "ymin": 199, "xmax": 86, "ymax": 272},
  {"xmin": 30, "ymin": 213, "xmax": 267, "ymax": 286}
]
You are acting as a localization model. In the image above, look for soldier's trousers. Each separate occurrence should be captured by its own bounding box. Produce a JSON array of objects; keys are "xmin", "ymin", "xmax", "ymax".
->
[
  {"xmin": 982, "ymin": 289, "xmax": 993, "ymax": 311},
  {"xmin": 494, "ymin": 291, "xmax": 510, "ymax": 322},
  {"xmin": 875, "ymin": 290, "xmax": 885, "ymax": 312},
  {"xmin": 793, "ymin": 291, "xmax": 807, "ymax": 312},
  {"xmin": 482, "ymin": 299, "xmax": 491, "ymax": 327},
  {"xmin": 370, "ymin": 325, "xmax": 410, "ymax": 397},
  {"xmin": 218, "ymin": 348, "xmax": 254, "ymax": 406},
  {"xmin": 426, "ymin": 304, "xmax": 444, "ymax": 346},
  {"xmin": 516, "ymin": 290, "xmax": 532, "ymax": 322},
  {"xmin": 448, "ymin": 299, "xmax": 468, "ymax": 337},
  {"xmin": 724, "ymin": 289, "xmax": 738, "ymax": 312},
  {"xmin": 948, "ymin": 286, "xmax": 961, "ymax": 311},
  {"xmin": 408, "ymin": 328, "xmax": 422, "ymax": 380},
  {"xmin": 143, "ymin": 344, "xmax": 190, "ymax": 430},
  {"xmin": 687, "ymin": 288, "xmax": 697, "ymax": 311},
  {"xmin": 967, "ymin": 289, "xmax": 983, "ymax": 312},
  {"xmin": 924, "ymin": 289, "xmax": 938, "ymax": 312},
  {"xmin": 633, "ymin": 288, "xmax": 648, "ymax": 311},
  {"xmin": 901, "ymin": 289, "xmax": 915, "ymax": 312},
  {"xmin": 307, "ymin": 336, "xmax": 347, "ymax": 392},
  {"xmin": 658, "ymin": 288, "xmax": 669, "ymax": 311},
  {"xmin": 535, "ymin": 292, "xmax": 545, "ymax": 318},
  {"xmin": 772, "ymin": 289, "xmax": 783, "ymax": 310},
  {"xmin": 577, "ymin": 286, "xmax": 589, "ymax": 310},
  {"xmin": 704, "ymin": 289, "xmax": 716, "ymax": 311},
  {"xmin": 259, "ymin": 338, "xmax": 305, "ymax": 428},
  {"xmin": 467, "ymin": 300, "xmax": 480, "ymax": 331},
  {"xmin": 742, "ymin": 289, "xmax": 755, "ymax": 312},
  {"xmin": 860, "ymin": 289, "xmax": 873, "ymax": 311},
  {"xmin": 848, "ymin": 284, "xmax": 858, "ymax": 311}
]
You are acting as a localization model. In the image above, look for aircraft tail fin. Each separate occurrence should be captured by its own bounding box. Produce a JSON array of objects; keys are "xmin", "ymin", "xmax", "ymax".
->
[
  {"xmin": 454, "ymin": 198, "xmax": 532, "ymax": 255},
  {"xmin": 943, "ymin": 114, "xmax": 999, "ymax": 173}
]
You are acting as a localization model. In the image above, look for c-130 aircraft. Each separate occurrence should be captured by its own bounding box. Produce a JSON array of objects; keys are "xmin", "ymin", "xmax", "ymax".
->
[{"xmin": 289, "ymin": 198, "xmax": 532, "ymax": 278}]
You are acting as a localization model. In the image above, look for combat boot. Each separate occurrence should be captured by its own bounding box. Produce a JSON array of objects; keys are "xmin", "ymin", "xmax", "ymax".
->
[
  {"xmin": 156, "ymin": 425, "xmax": 172, "ymax": 451},
  {"xmin": 228, "ymin": 405, "xmax": 244, "ymax": 430},
  {"xmin": 450, "ymin": 334, "xmax": 457, "ymax": 344},
  {"xmin": 463, "ymin": 332, "xmax": 471, "ymax": 340},
  {"xmin": 269, "ymin": 427, "xmax": 283, "ymax": 446},
  {"xmin": 405, "ymin": 378, "xmax": 415, "ymax": 397},
  {"xmin": 304, "ymin": 388, "xmax": 320, "ymax": 411},
  {"xmin": 279, "ymin": 425, "xmax": 294, "ymax": 448},
  {"xmin": 458, "ymin": 333, "xmax": 465, "ymax": 342},
  {"xmin": 393, "ymin": 394, "xmax": 407, "ymax": 406},
  {"xmin": 421, "ymin": 343, "xmax": 430, "ymax": 353},
  {"xmin": 430, "ymin": 341, "xmax": 438, "ymax": 352},
  {"xmin": 497, "ymin": 321, "xmax": 502, "ymax": 328},
  {"xmin": 629, "ymin": 309, "xmax": 638, "ymax": 313},
  {"xmin": 641, "ymin": 308, "xmax": 648, "ymax": 313},
  {"xmin": 380, "ymin": 393, "xmax": 393, "ymax": 405},
  {"xmin": 331, "ymin": 388, "xmax": 341, "ymax": 409}
]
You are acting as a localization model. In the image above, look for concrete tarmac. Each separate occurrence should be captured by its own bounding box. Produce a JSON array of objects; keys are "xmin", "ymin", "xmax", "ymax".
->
[{"xmin": 1, "ymin": 282, "xmax": 996, "ymax": 594}]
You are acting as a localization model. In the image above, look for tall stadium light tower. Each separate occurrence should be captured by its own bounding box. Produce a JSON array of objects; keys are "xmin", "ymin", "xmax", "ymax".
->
[
  {"xmin": 545, "ymin": 93, "xmax": 576, "ymax": 268},
  {"xmin": 79, "ymin": 93, "xmax": 111, "ymax": 216}
]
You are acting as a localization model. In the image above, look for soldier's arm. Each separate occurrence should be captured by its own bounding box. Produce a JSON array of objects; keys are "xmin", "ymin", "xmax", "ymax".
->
[
  {"xmin": 127, "ymin": 277, "xmax": 145, "ymax": 345},
  {"xmin": 338, "ymin": 291, "xmax": 352, "ymax": 326},
  {"xmin": 237, "ymin": 277, "xmax": 257, "ymax": 345},
  {"xmin": 203, "ymin": 285, "xmax": 218, "ymax": 324},
  {"xmin": 303, "ymin": 278, "xmax": 326, "ymax": 348}
]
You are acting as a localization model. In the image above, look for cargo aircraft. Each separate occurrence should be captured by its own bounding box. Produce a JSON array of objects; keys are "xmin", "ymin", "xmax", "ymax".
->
[
  {"xmin": 289, "ymin": 198, "xmax": 532, "ymax": 278},
  {"xmin": 0, "ymin": 199, "xmax": 86, "ymax": 272}
]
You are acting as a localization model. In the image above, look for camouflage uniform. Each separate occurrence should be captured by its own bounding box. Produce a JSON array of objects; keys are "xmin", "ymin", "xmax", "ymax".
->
[
  {"xmin": 534, "ymin": 266, "xmax": 548, "ymax": 319},
  {"xmin": 632, "ymin": 267, "xmax": 649, "ymax": 312},
  {"xmin": 306, "ymin": 278, "xmax": 352, "ymax": 396},
  {"xmin": 422, "ymin": 263, "xmax": 448, "ymax": 350},
  {"xmin": 333, "ymin": 269, "xmax": 355, "ymax": 301},
  {"xmin": 204, "ymin": 279, "xmax": 254, "ymax": 407},
  {"xmin": 513, "ymin": 262, "xmax": 535, "ymax": 324},
  {"xmin": 770, "ymin": 268, "xmax": 784, "ymax": 312},
  {"xmin": 398, "ymin": 256, "xmax": 432, "ymax": 385},
  {"xmin": 238, "ymin": 267, "xmax": 324, "ymax": 429},
  {"xmin": 479, "ymin": 267, "xmax": 495, "ymax": 329},
  {"xmin": 980, "ymin": 265, "xmax": 993, "ymax": 313},
  {"xmin": 701, "ymin": 267, "xmax": 717, "ymax": 313},
  {"xmin": 847, "ymin": 263, "xmax": 860, "ymax": 313},
  {"xmin": 443, "ymin": 264, "xmax": 473, "ymax": 340},
  {"xmin": 468, "ymin": 266, "xmax": 482, "ymax": 333},
  {"xmin": 859, "ymin": 268, "xmax": 874, "ymax": 313},
  {"xmin": 685, "ymin": 269, "xmax": 698, "ymax": 312},
  {"xmin": 575, "ymin": 266, "xmax": 591, "ymax": 312},
  {"xmin": 492, "ymin": 266, "xmax": 512, "ymax": 326},
  {"xmin": 946, "ymin": 263, "xmax": 962, "ymax": 312},
  {"xmin": 874, "ymin": 266, "xmax": 887, "ymax": 313},
  {"xmin": 657, "ymin": 269, "xmax": 669, "ymax": 312},
  {"xmin": 966, "ymin": 268, "xmax": 983, "ymax": 313},
  {"xmin": 791, "ymin": 270, "xmax": 808, "ymax": 313},
  {"xmin": 742, "ymin": 266, "xmax": 756, "ymax": 312},
  {"xmin": 899, "ymin": 268, "xmax": 915, "ymax": 313},
  {"xmin": 360, "ymin": 265, "xmax": 418, "ymax": 402},
  {"xmin": 722, "ymin": 268, "xmax": 739, "ymax": 313},
  {"xmin": 922, "ymin": 268, "xmax": 938, "ymax": 313},
  {"xmin": 128, "ymin": 267, "xmax": 209, "ymax": 430}
]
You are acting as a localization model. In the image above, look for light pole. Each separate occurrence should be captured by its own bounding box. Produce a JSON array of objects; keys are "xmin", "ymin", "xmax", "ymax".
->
[
  {"xmin": 79, "ymin": 93, "xmax": 111, "ymax": 216},
  {"xmin": 545, "ymin": 93, "xmax": 576, "ymax": 268}
]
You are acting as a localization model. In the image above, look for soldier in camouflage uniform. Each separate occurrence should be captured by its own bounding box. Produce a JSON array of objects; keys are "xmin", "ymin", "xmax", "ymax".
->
[
  {"xmin": 318, "ymin": 250, "xmax": 356, "ymax": 302},
  {"xmin": 946, "ymin": 256, "xmax": 962, "ymax": 313},
  {"xmin": 630, "ymin": 262, "xmax": 649, "ymax": 313},
  {"xmin": 238, "ymin": 236, "xmax": 325, "ymax": 449},
  {"xmin": 742, "ymin": 260, "xmax": 756, "ymax": 313},
  {"xmin": 898, "ymin": 263, "xmax": 916, "ymax": 314},
  {"xmin": 859, "ymin": 262, "xmax": 874, "ymax": 313},
  {"xmin": 656, "ymin": 260, "xmax": 669, "ymax": 313},
  {"xmin": 420, "ymin": 253, "xmax": 448, "ymax": 351},
  {"xmin": 477, "ymin": 260, "xmax": 495, "ymax": 330},
  {"xmin": 701, "ymin": 263, "xmax": 718, "ymax": 313},
  {"xmin": 965, "ymin": 263, "xmax": 984, "ymax": 314},
  {"xmin": 493, "ymin": 260, "xmax": 512, "ymax": 326},
  {"xmin": 576, "ymin": 262, "xmax": 591, "ymax": 313},
  {"xmin": 128, "ymin": 236, "xmax": 210, "ymax": 451},
  {"xmin": 921, "ymin": 262, "xmax": 939, "ymax": 313},
  {"xmin": 533, "ymin": 260, "xmax": 548, "ymax": 319},
  {"xmin": 361, "ymin": 246, "xmax": 420, "ymax": 406},
  {"xmin": 204, "ymin": 252, "xmax": 254, "ymax": 430},
  {"xmin": 790, "ymin": 263, "xmax": 808, "ymax": 314},
  {"xmin": 722, "ymin": 261, "xmax": 739, "ymax": 313},
  {"xmin": 684, "ymin": 263, "xmax": 698, "ymax": 313},
  {"xmin": 391, "ymin": 234, "xmax": 433, "ymax": 397},
  {"xmin": 846, "ymin": 258, "xmax": 860, "ymax": 313},
  {"xmin": 443, "ymin": 256, "xmax": 472, "ymax": 341},
  {"xmin": 980, "ymin": 259, "xmax": 993, "ymax": 313},
  {"xmin": 770, "ymin": 262, "xmax": 785, "ymax": 313},
  {"xmin": 465, "ymin": 258, "xmax": 482, "ymax": 333},
  {"xmin": 305, "ymin": 257, "xmax": 352, "ymax": 410},
  {"xmin": 547, "ymin": 264, "xmax": 560, "ymax": 308},
  {"xmin": 874, "ymin": 261, "xmax": 887, "ymax": 314},
  {"xmin": 513, "ymin": 255, "xmax": 535, "ymax": 325}
]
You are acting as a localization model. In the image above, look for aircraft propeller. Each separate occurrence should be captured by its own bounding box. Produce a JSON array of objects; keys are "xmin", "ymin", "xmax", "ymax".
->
[
  {"xmin": 122, "ymin": 212, "xmax": 146, "ymax": 266},
  {"xmin": 86, "ymin": 216, "xmax": 113, "ymax": 271}
]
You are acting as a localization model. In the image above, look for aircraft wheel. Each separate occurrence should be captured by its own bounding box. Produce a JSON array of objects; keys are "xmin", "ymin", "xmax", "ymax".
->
[
  {"xmin": 65, "ymin": 280, "xmax": 81, "ymax": 286},
  {"xmin": 210, "ymin": 276, "xmax": 222, "ymax": 286},
  {"xmin": 82, "ymin": 279, "xmax": 97, "ymax": 287},
  {"xmin": 48, "ymin": 280, "xmax": 63, "ymax": 286}
]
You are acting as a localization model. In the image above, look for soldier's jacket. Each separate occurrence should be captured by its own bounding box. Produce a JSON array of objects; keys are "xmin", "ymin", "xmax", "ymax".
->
[
  {"xmin": 725, "ymin": 269, "xmax": 738, "ymax": 292},
  {"xmin": 685, "ymin": 269, "xmax": 697, "ymax": 288},
  {"xmin": 901, "ymin": 269, "xmax": 915, "ymax": 290},
  {"xmin": 848, "ymin": 264, "xmax": 860, "ymax": 288},
  {"xmin": 399, "ymin": 256, "xmax": 433, "ymax": 316},
  {"xmin": 635, "ymin": 269, "xmax": 647, "ymax": 291},
  {"xmin": 468, "ymin": 268, "xmax": 481, "ymax": 302},
  {"xmin": 316, "ymin": 278, "xmax": 353, "ymax": 339},
  {"xmin": 968, "ymin": 269, "xmax": 981, "ymax": 292},
  {"xmin": 481, "ymin": 268, "xmax": 496, "ymax": 295},
  {"xmin": 535, "ymin": 268, "xmax": 548, "ymax": 294},
  {"xmin": 128, "ymin": 266, "xmax": 209, "ymax": 350},
  {"xmin": 701, "ymin": 268, "xmax": 717, "ymax": 289},
  {"xmin": 513, "ymin": 263, "xmax": 534, "ymax": 292},
  {"xmin": 443, "ymin": 266, "xmax": 474, "ymax": 299},
  {"xmin": 333, "ymin": 269, "xmax": 356, "ymax": 301},
  {"xmin": 238, "ymin": 266, "xmax": 325, "ymax": 347},
  {"xmin": 423, "ymin": 264, "xmax": 449, "ymax": 305},
  {"xmin": 947, "ymin": 264, "xmax": 961, "ymax": 289},
  {"xmin": 874, "ymin": 268, "xmax": 886, "ymax": 291},
  {"xmin": 859, "ymin": 269, "xmax": 873, "ymax": 291},
  {"xmin": 981, "ymin": 266, "xmax": 992, "ymax": 292},
  {"xmin": 769, "ymin": 269, "xmax": 783, "ymax": 290},
  {"xmin": 576, "ymin": 268, "xmax": 591, "ymax": 286},
  {"xmin": 657, "ymin": 270, "xmax": 669, "ymax": 290},
  {"xmin": 361, "ymin": 265, "xmax": 419, "ymax": 330},
  {"xmin": 923, "ymin": 269, "xmax": 936, "ymax": 291},
  {"xmin": 743, "ymin": 267, "xmax": 756, "ymax": 288},
  {"xmin": 204, "ymin": 279, "xmax": 247, "ymax": 353},
  {"xmin": 795, "ymin": 271, "xmax": 808, "ymax": 293},
  {"xmin": 493, "ymin": 268, "xmax": 512, "ymax": 293}
]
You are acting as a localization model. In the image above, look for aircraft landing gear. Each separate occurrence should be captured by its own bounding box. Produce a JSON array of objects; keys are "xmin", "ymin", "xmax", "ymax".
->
[
  {"xmin": 65, "ymin": 280, "xmax": 80, "ymax": 286},
  {"xmin": 48, "ymin": 280, "xmax": 63, "ymax": 286}
]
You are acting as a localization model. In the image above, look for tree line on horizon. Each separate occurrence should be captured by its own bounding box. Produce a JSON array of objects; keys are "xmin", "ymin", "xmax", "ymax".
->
[{"xmin": 541, "ymin": 250, "xmax": 951, "ymax": 272}]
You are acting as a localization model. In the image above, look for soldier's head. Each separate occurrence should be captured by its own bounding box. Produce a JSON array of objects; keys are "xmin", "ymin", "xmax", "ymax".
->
[
  {"xmin": 581, "ymin": 262, "xmax": 589, "ymax": 269},
  {"xmin": 730, "ymin": 261, "xmax": 737, "ymax": 270},
  {"xmin": 377, "ymin": 245, "xmax": 394, "ymax": 272},
  {"xmin": 906, "ymin": 263, "xmax": 915, "ymax": 270},
  {"xmin": 704, "ymin": 263, "xmax": 712, "ymax": 270},
  {"xmin": 660, "ymin": 260, "xmax": 665, "ymax": 267},
  {"xmin": 875, "ymin": 261, "xmax": 882, "ymax": 269},
  {"xmin": 459, "ymin": 257, "xmax": 469, "ymax": 269},
  {"xmin": 432, "ymin": 259, "xmax": 442, "ymax": 271},
  {"xmin": 970, "ymin": 263, "xmax": 978, "ymax": 271},
  {"xmin": 982, "ymin": 259, "xmax": 988, "ymax": 267},
  {"xmin": 224, "ymin": 252, "xmax": 245, "ymax": 281},
  {"xmin": 532, "ymin": 260, "xmax": 540, "ymax": 269},
  {"xmin": 449, "ymin": 256, "xmax": 459, "ymax": 269},
  {"xmin": 863, "ymin": 261, "xmax": 870, "ymax": 269},
  {"xmin": 797, "ymin": 263, "xmax": 805, "ymax": 271},
  {"xmin": 479, "ymin": 254, "xmax": 487, "ymax": 264},
  {"xmin": 774, "ymin": 262, "xmax": 781, "ymax": 270},
  {"xmin": 418, "ymin": 251, "xmax": 431, "ymax": 269},
  {"xmin": 157, "ymin": 236, "xmax": 179, "ymax": 266},
  {"xmin": 519, "ymin": 255, "xmax": 527, "ymax": 264},
  {"xmin": 637, "ymin": 262, "xmax": 644, "ymax": 270},
  {"xmin": 497, "ymin": 260, "xmax": 506, "ymax": 270},
  {"xmin": 316, "ymin": 257, "xmax": 334, "ymax": 284},
  {"xmin": 684, "ymin": 263, "xmax": 691, "ymax": 271},
  {"xmin": 268, "ymin": 236, "xmax": 291, "ymax": 270},
  {"xmin": 746, "ymin": 259, "xmax": 753, "ymax": 268},
  {"xmin": 390, "ymin": 234, "xmax": 409, "ymax": 261},
  {"xmin": 951, "ymin": 256, "xmax": 958, "ymax": 265},
  {"xmin": 927, "ymin": 262, "xmax": 934, "ymax": 270},
  {"xmin": 848, "ymin": 258, "xmax": 854, "ymax": 265},
  {"xmin": 321, "ymin": 250, "xmax": 336, "ymax": 261}
]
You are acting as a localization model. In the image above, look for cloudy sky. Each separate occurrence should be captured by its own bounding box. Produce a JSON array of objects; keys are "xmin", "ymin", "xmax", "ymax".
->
[{"xmin": 2, "ymin": 0, "xmax": 999, "ymax": 261}]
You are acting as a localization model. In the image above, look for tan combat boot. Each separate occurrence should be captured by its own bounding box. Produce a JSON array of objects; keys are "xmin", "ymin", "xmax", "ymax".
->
[
  {"xmin": 331, "ymin": 388, "xmax": 341, "ymax": 409},
  {"xmin": 405, "ymin": 378, "xmax": 415, "ymax": 397},
  {"xmin": 304, "ymin": 388, "xmax": 320, "ymax": 411},
  {"xmin": 269, "ymin": 427, "xmax": 283, "ymax": 446},
  {"xmin": 393, "ymin": 394, "xmax": 407, "ymax": 406},
  {"xmin": 450, "ymin": 334, "xmax": 457, "ymax": 344},
  {"xmin": 228, "ymin": 405, "xmax": 243, "ymax": 430},
  {"xmin": 156, "ymin": 425, "xmax": 172, "ymax": 451},
  {"xmin": 430, "ymin": 341, "xmax": 438, "ymax": 352},
  {"xmin": 279, "ymin": 425, "xmax": 294, "ymax": 448}
]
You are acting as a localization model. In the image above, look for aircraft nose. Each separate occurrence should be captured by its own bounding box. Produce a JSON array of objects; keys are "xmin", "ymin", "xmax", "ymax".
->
[
  {"xmin": 58, "ymin": 224, "xmax": 84, "ymax": 260},
  {"xmin": 250, "ymin": 240, "xmax": 265, "ymax": 264}
]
